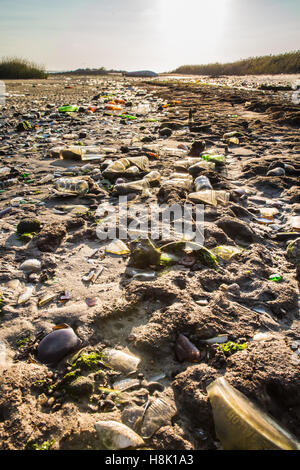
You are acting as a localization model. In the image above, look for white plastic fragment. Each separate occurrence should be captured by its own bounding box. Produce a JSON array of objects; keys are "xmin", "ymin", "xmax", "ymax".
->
[
  {"xmin": 103, "ymin": 348, "xmax": 140, "ymax": 373},
  {"xmin": 17, "ymin": 285, "xmax": 34, "ymax": 304}
]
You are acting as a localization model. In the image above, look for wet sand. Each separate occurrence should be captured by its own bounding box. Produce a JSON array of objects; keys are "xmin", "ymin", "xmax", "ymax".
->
[{"xmin": 0, "ymin": 74, "xmax": 299, "ymax": 450}]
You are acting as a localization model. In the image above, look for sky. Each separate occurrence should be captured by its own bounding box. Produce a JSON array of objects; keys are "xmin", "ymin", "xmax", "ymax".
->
[{"xmin": 0, "ymin": 0, "xmax": 299, "ymax": 72}]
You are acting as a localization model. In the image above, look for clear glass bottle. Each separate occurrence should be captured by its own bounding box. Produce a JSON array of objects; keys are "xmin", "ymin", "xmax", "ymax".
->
[{"xmin": 55, "ymin": 178, "xmax": 89, "ymax": 194}]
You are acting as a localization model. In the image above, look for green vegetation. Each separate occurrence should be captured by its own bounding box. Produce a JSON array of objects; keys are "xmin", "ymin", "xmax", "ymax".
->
[
  {"xmin": 17, "ymin": 232, "xmax": 37, "ymax": 242},
  {"xmin": 54, "ymin": 67, "xmax": 124, "ymax": 76},
  {"xmin": 71, "ymin": 350, "xmax": 108, "ymax": 371},
  {"xmin": 16, "ymin": 334, "xmax": 32, "ymax": 350},
  {"xmin": 0, "ymin": 57, "xmax": 48, "ymax": 79},
  {"xmin": 62, "ymin": 368, "xmax": 81, "ymax": 382},
  {"xmin": 98, "ymin": 386, "xmax": 123, "ymax": 405},
  {"xmin": 54, "ymin": 67, "xmax": 106, "ymax": 75},
  {"xmin": 173, "ymin": 51, "xmax": 300, "ymax": 76},
  {"xmin": 32, "ymin": 379, "xmax": 47, "ymax": 387},
  {"xmin": 218, "ymin": 342, "xmax": 247, "ymax": 356},
  {"xmin": 99, "ymin": 178, "xmax": 114, "ymax": 191},
  {"xmin": 25, "ymin": 439, "xmax": 56, "ymax": 450},
  {"xmin": 159, "ymin": 252, "xmax": 176, "ymax": 267},
  {"xmin": 16, "ymin": 121, "xmax": 32, "ymax": 131},
  {"xmin": 196, "ymin": 247, "xmax": 219, "ymax": 268},
  {"xmin": 0, "ymin": 292, "xmax": 4, "ymax": 317}
]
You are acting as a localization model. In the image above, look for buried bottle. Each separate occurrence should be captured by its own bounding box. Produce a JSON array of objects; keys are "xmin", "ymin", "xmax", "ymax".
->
[
  {"xmin": 175, "ymin": 158, "xmax": 215, "ymax": 172},
  {"xmin": 269, "ymin": 274, "xmax": 282, "ymax": 282},
  {"xmin": 207, "ymin": 377, "xmax": 300, "ymax": 450},
  {"xmin": 104, "ymin": 239, "xmax": 130, "ymax": 255},
  {"xmin": 201, "ymin": 154, "xmax": 226, "ymax": 164},
  {"xmin": 121, "ymin": 166, "xmax": 140, "ymax": 177},
  {"xmin": 55, "ymin": 178, "xmax": 90, "ymax": 194},
  {"xmin": 125, "ymin": 266, "xmax": 157, "ymax": 281},
  {"xmin": 103, "ymin": 348, "xmax": 140, "ymax": 373},
  {"xmin": 169, "ymin": 172, "xmax": 193, "ymax": 180},
  {"xmin": 58, "ymin": 105, "xmax": 78, "ymax": 113},
  {"xmin": 188, "ymin": 190, "xmax": 230, "ymax": 206},
  {"xmin": 103, "ymin": 156, "xmax": 149, "ymax": 180},
  {"xmin": 0, "ymin": 207, "xmax": 12, "ymax": 218},
  {"xmin": 114, "ymin": 179, "xmax": 150, "ymax": 195},
  {"xmin": 117, "ymin": 113, "xmax": 137, "ymax": 120},
  {"xmin": 212, "ymin": 245, "xmax": 243, "ymax": 261},
  {"xmin": 0, "ymin": 178, "xmax": 19, "ymax": 190},
  {"xmin": 194, "ymin": 175, "xmax": 212, "ymax": 191},
  {"xmin": 129, "ymin": 238, "xmax": 162, "ymax": 269},
  {"xmin": 161, "ymin": 174, "xmax": 193, "ymax": 191},
  {"xmin": 59, "ymin": 146, "xmax": 103, "ymax": 162},
  {"xmin": 143, "ymin": 170, "xmax": 161, "ymax": 185},
  {"xmin": 127, "ymin": 156, "xmax": 149, "ymax": 172},
  {"xmin": 39, "ymin": 174, "xmax": 54, "ymax": 184},
  {"xmin": 259, "ymin": 207, "xmax": 279, "ymax": 220},
  {"xmin": 102, "ymin": 158, "xmax": 131, "ymax": 178},
  {"xmin": 188, "ymin": 161, "xmax": 216, "ymax": 176}
]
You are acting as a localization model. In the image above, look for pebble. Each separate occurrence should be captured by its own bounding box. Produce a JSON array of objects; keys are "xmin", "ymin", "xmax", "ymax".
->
[
  {"xmin": 146, "ymin": 381, "xmax": 164, "ymax": 394},
  {"xmin": 267, "ymin": 167, "xmax": 285, "ymax": 176},
  {"xmin": 195, "ymin": 299, "xmax": 209, "ymax": 306},
  {"xmin": 19, "ymin": 259, "xmax": 42, "ymax": 273},
  {"xmin": 37, "ymin": 326, "xmax": 82, "ymax": 365},
  {"xmin": 47, "ymin": 397, "xmax": 55, "ymax": 407}
]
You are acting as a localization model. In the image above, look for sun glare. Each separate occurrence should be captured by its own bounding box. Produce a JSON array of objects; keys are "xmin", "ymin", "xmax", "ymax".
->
[
  {"xmin": 157, "ymin": 0, "xmax": 232, "ymax": 46},
  {"xmin": 154, "ymin": 0, "xmax": 232, "ymax": 69}
]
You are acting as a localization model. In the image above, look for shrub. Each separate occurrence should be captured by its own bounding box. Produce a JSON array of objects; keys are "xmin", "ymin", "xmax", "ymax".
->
[
  {"xmin": 173, "ymin": 51, "xmax": 300, "ymax": 76},
  {"xmin": 0, "ymin": 57, "xmax": 48, "ymax": 79}
]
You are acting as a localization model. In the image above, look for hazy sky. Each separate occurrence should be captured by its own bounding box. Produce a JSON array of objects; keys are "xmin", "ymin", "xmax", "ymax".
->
[{"xmin": 0, "ymin": 0, "xmax": 299, "ymax": 72}]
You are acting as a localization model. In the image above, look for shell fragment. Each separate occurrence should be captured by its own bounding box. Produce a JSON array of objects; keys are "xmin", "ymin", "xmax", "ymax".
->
[{"xmin": 95, "ymin": 421, "xmax": 144, "ymax": 450}]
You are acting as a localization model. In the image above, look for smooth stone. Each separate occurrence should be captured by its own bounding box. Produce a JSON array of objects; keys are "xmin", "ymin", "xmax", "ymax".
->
[
  {"xmin": 19, "ymin": 259, "xmax": 42, "ymax": 273},
  {"xmin": 37, "ymin": 327, "xmax": 82, "ymax": 365},
  {"xmin": 159, "ymin": 127, "xmax": 172, "ymax": 137},
  {"xmin": 267, "ymin": 167, "xmax": 285, "ymax": 177}
]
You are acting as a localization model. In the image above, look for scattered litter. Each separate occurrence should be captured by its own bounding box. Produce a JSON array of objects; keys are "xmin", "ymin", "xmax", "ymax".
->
[
  {"xmin": 207, "ymin": 377, "xmax": 300, "ymax": 450},
  {"xmin": 103, "ymin": 348, "xmax": 140, "ymax": 373},
  {"xmin": 95, "ymin": 421, "xmax": 144, "ymax": 450}
]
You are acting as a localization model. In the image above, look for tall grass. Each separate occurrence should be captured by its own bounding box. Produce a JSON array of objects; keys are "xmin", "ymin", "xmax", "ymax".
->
[
  {"xmin": 0, "ymin": 57, "xmax": 48, "ymax": 79},
  {"xmin": 173, "ymin": 51, "xmax": 300, "ymax": 76}
]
